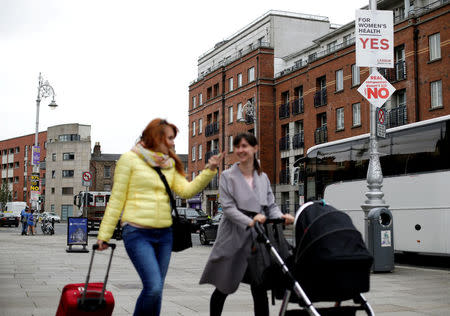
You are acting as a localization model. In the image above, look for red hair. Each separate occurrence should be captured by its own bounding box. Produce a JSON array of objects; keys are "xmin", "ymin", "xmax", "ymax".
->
[{"xmin": 140, "ymin": 118, "xmax": 185, "ymax": 176}]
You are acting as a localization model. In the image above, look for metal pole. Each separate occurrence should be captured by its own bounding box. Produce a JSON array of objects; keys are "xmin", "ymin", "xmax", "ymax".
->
[
  {"xmin": 33, "ymin": 74, "xmax": 42, "ymax": 211},
  {"xmin": 361, "ymin": 0, "xmax": 389, "ymax": 243}
]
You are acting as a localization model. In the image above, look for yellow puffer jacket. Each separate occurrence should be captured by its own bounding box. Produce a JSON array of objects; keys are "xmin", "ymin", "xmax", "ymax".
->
[{"xmin": 98, "ymin": 151, "xmax": 217, "ymax": 242}]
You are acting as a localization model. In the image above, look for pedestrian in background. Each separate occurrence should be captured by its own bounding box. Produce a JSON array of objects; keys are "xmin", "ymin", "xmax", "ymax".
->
[
  {"xmin": 27, "ymin": 209, "xmax": 36, "ymax": 235},
  {"xmin": 96, "ymin": 118, "xmax": 223, "ymax": 316},
  {"xmin": 20, "ymin": 207, "xmax": 29, "ymax": 235},
  {"xmin": 200, "ymin": 132, "xmax": 295, "ymax": 316}
]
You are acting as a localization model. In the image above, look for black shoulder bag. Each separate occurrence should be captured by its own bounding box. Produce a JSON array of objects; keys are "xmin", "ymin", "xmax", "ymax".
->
[{"xmin": 153, "ymin": 167, "xmax": 192, "ymax": 252}]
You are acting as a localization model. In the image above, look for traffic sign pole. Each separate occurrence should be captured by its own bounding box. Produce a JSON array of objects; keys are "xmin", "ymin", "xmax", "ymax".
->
[{"xmin": 358, "ymin": 0, "xmax": 391, "ymax": 245}]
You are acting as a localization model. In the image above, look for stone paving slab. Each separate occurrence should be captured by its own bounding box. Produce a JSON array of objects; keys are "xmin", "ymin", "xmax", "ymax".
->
[{"xmin": 0, "ymin": 226, "xmax": 449, "ymax": 316}]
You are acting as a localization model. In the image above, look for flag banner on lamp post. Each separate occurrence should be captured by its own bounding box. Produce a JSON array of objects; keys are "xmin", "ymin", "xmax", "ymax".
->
[{"xmin": 32, "ymin": 146, "xmax": 40, "ymax": 166}]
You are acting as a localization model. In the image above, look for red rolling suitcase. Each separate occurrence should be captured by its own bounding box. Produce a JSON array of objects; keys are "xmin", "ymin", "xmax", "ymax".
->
[{"xmin": 56, "ymin": 243, "xmax": 116, "ymax": 316}]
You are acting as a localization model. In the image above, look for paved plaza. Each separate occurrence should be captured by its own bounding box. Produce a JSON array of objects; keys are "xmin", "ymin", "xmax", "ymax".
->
[{"xmin": 0, "ymin": 225, "xmax": 449, "ymax": 316}]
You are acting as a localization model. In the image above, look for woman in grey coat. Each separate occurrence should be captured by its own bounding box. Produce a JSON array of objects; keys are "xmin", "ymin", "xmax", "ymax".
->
[{"xmin": 199, "ymin": 132, "xmax": 294, "ymax": 316}]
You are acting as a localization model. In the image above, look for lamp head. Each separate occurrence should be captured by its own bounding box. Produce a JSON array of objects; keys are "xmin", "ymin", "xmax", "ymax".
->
[{"xmin": 48, "ymin": 99, "xmax": 58, "ymax": 110}]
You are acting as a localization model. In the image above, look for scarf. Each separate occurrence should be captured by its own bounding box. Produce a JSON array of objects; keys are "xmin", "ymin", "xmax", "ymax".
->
[{"xmin": 131, "ymin": 143, "xmax": 175, "ymax": 169}]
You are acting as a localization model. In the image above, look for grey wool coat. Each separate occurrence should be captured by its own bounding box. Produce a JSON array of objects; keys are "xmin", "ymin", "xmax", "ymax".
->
[{"xmin": 199, "ymin": 163, "xmax": 283, "ymax": 294}]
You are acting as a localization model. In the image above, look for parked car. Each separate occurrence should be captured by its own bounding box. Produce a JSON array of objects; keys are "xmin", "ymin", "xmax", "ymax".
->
[
  {"xmin": 199, "ymin": 212, "xmax": 223, "ymax": 245},
  {"xmin": 0, "ymin": 212, "xmax": 20, "ymax": 227},
  {"xmin": 41, "ymin": 212, "xmax": 61, "ymax": 223},
  {"xmin": 177, "ymin": 207, "xmax": 209, "ymax": 232}
]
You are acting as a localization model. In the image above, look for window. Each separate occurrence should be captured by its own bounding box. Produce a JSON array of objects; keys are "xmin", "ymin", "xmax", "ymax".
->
[
  {"xmin": 343, "ymin": 34, "xmax": 351, "ymax": 45},
  {"xmin": 207, "ymin": 87, "xmax": 212, "ymax": 100},
  {"xmin": 248, "ymin": 67, "xmax": 255, "ymax": 82},
  {"xmin": 199, "ymin": 93, "xmax": 203, "ymax": 105},
  {"xmin": 198, "ymin": 145, "xmax": 202, "ymax": 160},
  {"xmin": 62, "ymin": 187, "xmax": 73, "ymax": 195},
  {"xmin": 336, "ymin": 108, "xmax": 344, "ymax": 130},
  {"xmin": 237, "ymin": 73, "xmax": 242, "ymax": 87},
  {"xmin": 192, "ymin": 121, "xmax": 196, "ymax": 136},
  {"xmin": 58, "ymin": 134, "xmax": 80, "ymax": 142},
  {"xmin": 237, "ymin": 103, "xmax": 243, "ymax": 120},
  {"xmin": 104, "ymin": 184, "xmax": 111, "ymax": 191},
  {"xmin": 392, "ymin": 89, "xmax": 406, "ymax": 108},
  {"xmin": 336, "ymin": 69, "xmax": 343, "ymax": 91},
  {"xmin": 192, "ymin": 95, "xmax": 197, "ymax": 109},
  {"xmin": 62, "ymin": 170, "xmax": 74, "ymax": 178},
  {"xmin": 198, "ymin": 119, "xmax": 203, "ymax": 134},
  {"xmin": 51, "ymin": 170, "xmax": 56, "ymax": 178},
  {"xmin": 14, "ymin": 162, "xmax": 19, "ymax": 168},
  {"xmin": 104, "ymin": 166, "xmax": 111, "ymax": 178},
  {"xmin": 52, "ymin": 153, "xmax": 56, "ymax": 161},
  {"xmin": 191, "ymin": 172, "xmax": 195, "ymax": 180},
  {"xmin": 51, "ymin": 187, "xmax": 55, "ymax": 194},
  {"xmin": 351, "ymin": 64, "xmax": 360, "ymax": 86},
  {"xmin": 191, "ymin": 146, "xmax": 196, "ymax": 161},
  {"xmin": 213, "ymin": 84, "xmax": 219, "ymax": 97},
  {"xmin": 62, "ymin": 152, "xmax": 75, "ymax": 160},
  {"xmin": 327, "ymin": 41, "xmax": 337, "ymax": 53},
  {"xmin": 15, "ymin": 147, "xmax": 19, "ymax": 153},
  {"xmin": 51, "ymin": 204, "xmax": 55, "ymax": 212},
  {"xmin": 429, "ymin": 33, "xmax": 441, "ymax": 61},
  {"xmin": 229, "ymin": 77, "xmax": 233, "ymax": 91},
  {"xmin": 14, "ymin": 176, "xmax": 19, "ymax": 183},
  {"xmin": 430, "ymin": 80, "xmax": 442, "ymax": 109},
  {"xmin": 352, "ymin": 103, "xmax": 361, "ymax": 126},
  {"xmin": 228, "ymin": 106, "xmax": 233, "ymax": 124},
  {"xmin": 229, "ymin": 135, "xmax": 234, "ymax": 153}
]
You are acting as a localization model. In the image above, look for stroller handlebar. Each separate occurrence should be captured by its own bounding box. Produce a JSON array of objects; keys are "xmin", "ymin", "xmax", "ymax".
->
[{"xmin": 254, "ymin": 218, "xmax": 284, "ymax": 236}]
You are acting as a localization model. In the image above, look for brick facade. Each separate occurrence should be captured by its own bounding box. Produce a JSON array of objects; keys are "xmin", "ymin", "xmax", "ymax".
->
[{"xmin": 0, "ymin": 132, "xmax": 47, "ymax": 208}]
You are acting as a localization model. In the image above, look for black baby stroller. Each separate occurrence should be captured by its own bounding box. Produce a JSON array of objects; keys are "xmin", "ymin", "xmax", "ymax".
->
[{"xmin": 255, "ymin": 201, "xmax": 374, "ymax": 316}]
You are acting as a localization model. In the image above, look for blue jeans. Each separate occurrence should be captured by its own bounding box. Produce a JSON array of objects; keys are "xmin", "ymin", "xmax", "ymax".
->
[{"xmin": 122, "ymin": 225, "xmax": 173, "ymax": 316}]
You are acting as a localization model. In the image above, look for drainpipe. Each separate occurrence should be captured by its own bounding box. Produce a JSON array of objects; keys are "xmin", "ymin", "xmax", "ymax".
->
[
  {"xmin": 221, "ymin": 67, "xmax": 226, "ymax": 171},
  {"xmin": 413, "ymin": 26, "xmax": 420, "ymax": 122}
]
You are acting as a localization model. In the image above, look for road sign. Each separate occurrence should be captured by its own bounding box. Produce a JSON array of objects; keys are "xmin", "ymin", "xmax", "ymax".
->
[
  {"xmin": 82, "ymin": 171, "xmax": 92, "ymax": 187},
  {"xmin": 377, "ymin": 107, "xmax": 387, "ymax": 138},
  {"xmin": 355, "ymin": 10, "xmax": 394, "ymax": 68},
  {"xmin": 357, "ymin": 69, "xmax": 396, "ymax": 108}
]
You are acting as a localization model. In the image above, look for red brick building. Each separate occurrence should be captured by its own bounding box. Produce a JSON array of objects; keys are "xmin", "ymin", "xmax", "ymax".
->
[
  {"xmin": 0, "ymin": 132, "xmax": 47, "ymax": 208},
  {"xmin": 189, "ymin": 1, "xmax": 448, "ymax": 215}
]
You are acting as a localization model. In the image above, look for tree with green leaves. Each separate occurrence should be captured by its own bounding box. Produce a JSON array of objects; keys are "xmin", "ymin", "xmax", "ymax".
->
[{"xmin": 0, "ymin": 181, "xmax": 12, "ymax": 211}]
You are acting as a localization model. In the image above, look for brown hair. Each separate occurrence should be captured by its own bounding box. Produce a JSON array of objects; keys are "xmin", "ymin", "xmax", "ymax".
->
[
  {"xmin": 233, "ymin": 132, "xmax": 261, "ymax": 175},
  {"xmin": 140, "ymin": 118, "xmax": 185, "ymax": 176}
]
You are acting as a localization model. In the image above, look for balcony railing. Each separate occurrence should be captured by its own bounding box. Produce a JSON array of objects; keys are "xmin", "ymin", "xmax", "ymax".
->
[
  {"xmin": 279, "ymin": 103, "xmax": 290, "ymax": 119},
  {"xmin": 378, "ymin": 60, "xmax": 406, "ymax": 82},
  {"xmin": 205, "ymin": 149, "xmax": 219, "ymax": 162},
  {"xmin": 387, "ymin": 105, "xmax": 407, "ymax": 128},
  {"xmin": 279, "ymin": 136, "xmax": 290, "ymax": 151},
  {"xmin": 292, "ymin": 132, "xmax": 304, "ymax": 149},
  {"xmin": 314, "ymin": 89, "xmax": 327, "ymax": 107},
  {"xmin": 314, "ymin": 125, "xmax": 328, "ymax": 144},
  {"xmin": 279, "ymin": 169, "xmax": 290, "ymax": 185},
  {"xmin": 205, "ymin": 122, "xmax": 219, "ymax": 137},
  {"xmin": 292, "ymin": 98, "xmax": 304, "ymax": 115}
]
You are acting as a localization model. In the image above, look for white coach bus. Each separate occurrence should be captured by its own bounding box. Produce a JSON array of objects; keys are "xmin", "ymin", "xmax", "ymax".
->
[{"xmin": 298, "ymin": 115, "xmax": 450, "ymax": 256}]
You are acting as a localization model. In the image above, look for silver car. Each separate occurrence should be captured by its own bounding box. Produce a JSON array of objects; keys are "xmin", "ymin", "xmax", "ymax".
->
[{"xmin": 41, "ymin": 212, "xmax": 61, "ymax": 223}]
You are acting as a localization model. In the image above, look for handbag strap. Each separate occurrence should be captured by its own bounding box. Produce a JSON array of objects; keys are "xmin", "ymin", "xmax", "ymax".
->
[{"xmin": 153, "ymin": 167, "xmax": 179, "ymax": 220}]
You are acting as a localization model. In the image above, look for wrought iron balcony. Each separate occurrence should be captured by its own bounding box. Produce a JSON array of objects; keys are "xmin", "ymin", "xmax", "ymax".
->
[
  {"xmin": 387, "ymin": 105, "xmax": 407, "ymax": 128},
  {"xmin": 205, "ymin": 149, "xmax": 219, "ymax": 162},
  {"xmin": 205, "ymin": 122, "xmax": 219, "ymax": 137},
  {"xmin": 378, "ymin": 60, "xmax": 406, "ymax": 82},
  {"xmin": 314, "ymin": 89, "xmax": 327, "ymax": 107},
  {"xmin": 279, "ymin": 169, "xmax": 290, "ymax": 185},
  {"xmin": 314, "ymin": 125, "xmax": 328, "ymax": 144},
  {"xmin": 292, "ymin": 98, "xmax": 304, "ymax": 115},
  {"xmin": 279, "ymin": 136, "xmax": 290, "ymax": 151},
  {"xmin": 292, "ymin": 132, "xmax": 304, "ymax": 149},
  {"xmin": 279, "ymin": 103, "xmax": 290, "ymax": 119}
]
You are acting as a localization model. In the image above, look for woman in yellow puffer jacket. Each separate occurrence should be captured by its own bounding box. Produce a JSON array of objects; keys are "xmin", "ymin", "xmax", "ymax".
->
[{"xmin": 97, "ymin": 118, "xmax": 222, "ymax": 316}]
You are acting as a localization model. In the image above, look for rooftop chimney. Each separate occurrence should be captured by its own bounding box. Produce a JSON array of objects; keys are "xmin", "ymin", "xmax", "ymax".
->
[{"xmin": 93, "ymin": 142, "xmax": 101, "ymax": 157}]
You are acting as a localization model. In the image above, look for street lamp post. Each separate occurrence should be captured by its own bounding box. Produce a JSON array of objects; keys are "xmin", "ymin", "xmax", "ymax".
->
[
  {"xmin": 237, "ymin": 100, "xmax": 257, "ymax": 139},
  {"xmin": 32, "ymin": 73, "xmax": 58, "ymax": 210}
]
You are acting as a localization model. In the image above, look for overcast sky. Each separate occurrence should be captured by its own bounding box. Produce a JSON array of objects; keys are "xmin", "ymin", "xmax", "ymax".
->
[{"xmin": 0, "ymin": 0, "xmax": 368, "ymax": 155}]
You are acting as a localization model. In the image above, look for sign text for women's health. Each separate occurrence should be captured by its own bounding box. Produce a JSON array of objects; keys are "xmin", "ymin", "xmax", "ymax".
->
[{"xmin": 355, "ymin": 10, "xmax": 394, "ymax": 68}]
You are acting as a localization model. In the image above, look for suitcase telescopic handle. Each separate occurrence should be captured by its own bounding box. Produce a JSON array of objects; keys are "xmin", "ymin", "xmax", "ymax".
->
[{"xmin": 80, "ymin": 242, "xmax": 116, "ymax": 306}]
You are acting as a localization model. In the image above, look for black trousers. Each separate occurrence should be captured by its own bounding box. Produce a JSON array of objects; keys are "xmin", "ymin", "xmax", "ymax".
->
[{"xmin": 210, "ymin": 279, "xmax": 269, "ymax": 316}]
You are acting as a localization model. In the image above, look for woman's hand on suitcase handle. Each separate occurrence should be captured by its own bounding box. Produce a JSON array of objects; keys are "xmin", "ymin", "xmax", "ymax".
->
[
  {"xmin": 281, "ymin": 213, "xmax": 295, "ymax": 225},
  {"xmin": 96, "ymin": 239, "xmax": 109, "ymax": 251},
  {"xmin": 248, "ymin": 213, "xmax": 266, "ymax": 227}
]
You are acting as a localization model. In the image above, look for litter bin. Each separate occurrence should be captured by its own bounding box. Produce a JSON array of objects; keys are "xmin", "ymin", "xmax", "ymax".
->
[{"xmin": 367, "ymin": 207, "xmax": 394, "ymax": 272}]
